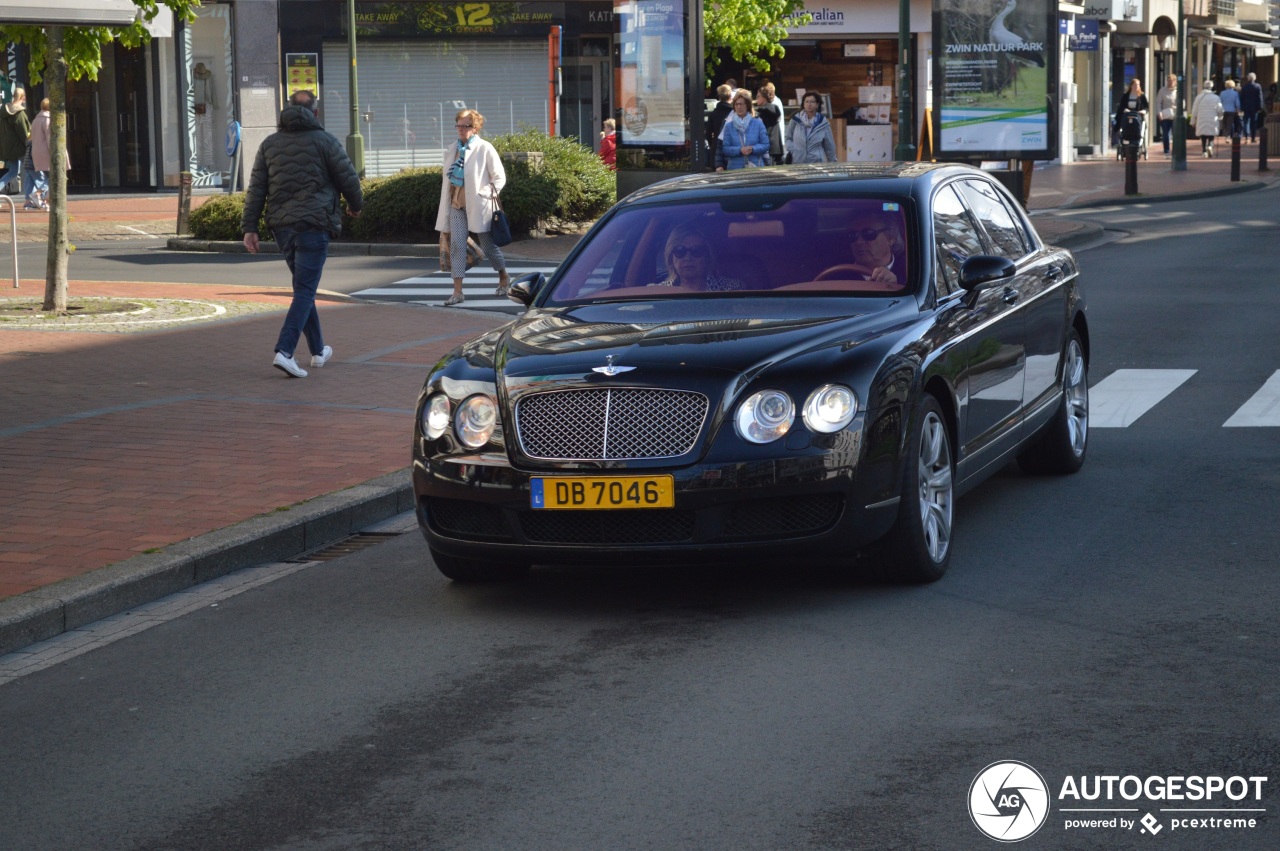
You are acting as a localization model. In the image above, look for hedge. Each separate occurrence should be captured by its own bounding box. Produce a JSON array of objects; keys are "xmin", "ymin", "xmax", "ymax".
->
[{"xmin": 189, "ymin": 130, "xmax": 616, "ymax": 243}]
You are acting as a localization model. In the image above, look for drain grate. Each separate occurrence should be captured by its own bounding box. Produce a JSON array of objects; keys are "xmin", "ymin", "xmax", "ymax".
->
[{"xmin": 285, "ymin": 532, "xmax": 402, "ymax": 563}]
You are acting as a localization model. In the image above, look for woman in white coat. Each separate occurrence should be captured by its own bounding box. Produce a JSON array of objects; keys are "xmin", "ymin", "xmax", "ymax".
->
[
  {"xmin": 434, "ymin": 108, "xmax": 509, "ymax": 306},
  {"xmin": 1190, "ymin": 81, "xmax": 1224, "ymax": 158}
]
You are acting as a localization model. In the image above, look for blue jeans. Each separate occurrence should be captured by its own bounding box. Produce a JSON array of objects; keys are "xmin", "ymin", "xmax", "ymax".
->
[
  {"xmin": 1160, "ymin": 118, "xmax": 1174, "ymax": 154},
  {"xmin": 0, "ymin": 159, "xmax": 19, "ymax": 192},
  {"xmin": 23, "ymin": 169, "xmax": 48, "ymax": 205},
  {"xmin": 272, "ymin": 228, "xmax": 330, "ymax": 358}
]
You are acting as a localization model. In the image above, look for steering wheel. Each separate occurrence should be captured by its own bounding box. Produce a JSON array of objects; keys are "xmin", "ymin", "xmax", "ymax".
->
[{"xmin": 814, "ymin": 263, "xmax": 875, "ymax": 282}]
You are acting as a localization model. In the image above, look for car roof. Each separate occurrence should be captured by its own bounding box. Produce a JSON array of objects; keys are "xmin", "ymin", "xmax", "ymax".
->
[{"xmin": 619, "ymin": 162, "xmax": 988, "ymax": 208}]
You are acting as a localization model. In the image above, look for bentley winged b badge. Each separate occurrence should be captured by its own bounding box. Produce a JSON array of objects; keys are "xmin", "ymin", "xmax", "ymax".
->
[{"xmin": 592, "ymin": 355, "xmax": 635, "ymax": 377}]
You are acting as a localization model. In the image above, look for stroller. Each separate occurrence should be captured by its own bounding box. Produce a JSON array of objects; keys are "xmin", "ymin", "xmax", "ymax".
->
[{"xmin": 1113, "ymin": 111, "xmax": 1148, "ymax": 160}]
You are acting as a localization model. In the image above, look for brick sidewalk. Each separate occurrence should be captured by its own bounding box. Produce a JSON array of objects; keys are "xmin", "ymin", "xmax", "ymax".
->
[{"xmin": 0, "ymin": 282, "xmax": 506, "ymax": 601}]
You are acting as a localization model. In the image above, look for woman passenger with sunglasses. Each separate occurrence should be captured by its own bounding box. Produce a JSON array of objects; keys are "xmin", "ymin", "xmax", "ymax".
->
[
  {"xmin": 653, "ymin": 225, "xmax": 743, "ymax": 291},
  {"xmin": 433, "ymin": 108, "xmax": 511, "ymax": 306}
]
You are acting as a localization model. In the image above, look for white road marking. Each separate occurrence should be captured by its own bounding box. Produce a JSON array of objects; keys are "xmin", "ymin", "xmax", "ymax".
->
[
  {"xmin": 1090, "ymin": 369, "xmax": 1197, "ymax": 428},
  {"xmin": 1224, "ymin": 370, "xmax": 1280, "ymax": 427}
]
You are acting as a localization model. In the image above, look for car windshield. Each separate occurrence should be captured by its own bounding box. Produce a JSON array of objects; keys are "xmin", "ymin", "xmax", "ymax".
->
[{"xmin": 544, "ymin": 197, "xmax": 913, "ymax": 304}]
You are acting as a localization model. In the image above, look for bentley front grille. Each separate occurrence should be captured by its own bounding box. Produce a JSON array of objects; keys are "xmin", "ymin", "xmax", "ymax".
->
[{"xmin": 515, "ymin": 388, "xmax": 709, "ymax": 461}]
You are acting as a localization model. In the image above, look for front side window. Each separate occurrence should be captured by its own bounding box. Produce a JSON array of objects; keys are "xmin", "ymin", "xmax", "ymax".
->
[
  {"xmin": 958, "ymin": 179, "xmax": 1030, "ymax": 260},
  {"xmin": 546, "ymin": 197, "xmax": 913, "ymax": 303},
  {"xmin": 932, "ymin": 184, "xmax": 986, "ymax": 295}
]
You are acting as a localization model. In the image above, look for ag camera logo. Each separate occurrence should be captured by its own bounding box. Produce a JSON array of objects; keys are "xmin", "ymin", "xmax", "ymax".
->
[{"xmin": 969, "ymin": 761, "xmax": 1050, "ymax": 842}]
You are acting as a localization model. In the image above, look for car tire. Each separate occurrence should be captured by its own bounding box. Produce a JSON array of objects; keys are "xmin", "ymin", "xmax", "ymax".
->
[
  {"xmin": 876, "ymin": 395, "xmax": 954, "ymax": 584},
  {"xmin": 430, "ymin": 549, "xmax": 530, "ymax": 583},
  {"xmin": 1018, "ymin": 330, "xmax": 1088, "ymax": 475}
]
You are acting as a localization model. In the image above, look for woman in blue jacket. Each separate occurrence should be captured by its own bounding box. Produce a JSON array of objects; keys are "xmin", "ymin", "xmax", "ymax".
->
[
  {"xmin": 715, "ymin": 89, "xmax": 770, "ymax": 171},
  {"xmin": 787, "ymin": 93, "xmax": 837, "ymax": 163}
]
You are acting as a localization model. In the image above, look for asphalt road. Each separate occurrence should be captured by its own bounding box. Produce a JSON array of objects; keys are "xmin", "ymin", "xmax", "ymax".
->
[{"xmin": 1, "ymin": 189, "xmax": 1277, "ymax": 850}]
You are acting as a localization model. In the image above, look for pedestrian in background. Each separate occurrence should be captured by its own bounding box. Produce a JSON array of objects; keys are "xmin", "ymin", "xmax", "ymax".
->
[
  {"xmin": 761, "ymin": 81, "xmax": 787, "ymax": 160},
  {"xmin": 1154, "ymin": 74, "xmax": 1178, "ymax": 157},
  {"xmin": 24, "ymin": 98, "xmax": 62, "ymax": 211},
  {"xmin": 0, "ymin": 86, "xmax": 30, "ymax": 195},
  {"xmin": 1113, "ymin": 78, "xmax": 1149, "ymax": 151},
  {"xmin": 787, "ymin": 92, "xmax": 836, "ymax": 164},
  {"xmin": 434, "ymin": 108, "xmax": 509, "ymax": 306},
  {"xmin": 715, "ymin": 89, "xmax": 769, "ymax": 171},
  {"xmin": 1218, "ymin": 79, "xmax": 1242, "ymax": 139},
  {"xmin": 1190, "ymin": 81, "xmax": 1223, "ymax": 157},
  {"xmin": 1239, "ymin": 72, "xmax": 1264, "ymax": 143},
  {"xmin": 599, "ymin": 117, "xmax": 616, "ymax": 170},
  {"xmin": 754, "ymin": 88, "xmax": 783, "ymax": 165},
  {"xmin": 705, "ymin": 84, "xmax": 733, "ymax": 169},
  {"xmin": 242, "ymin": 89, "xmax": 363, "ymax": 379}
]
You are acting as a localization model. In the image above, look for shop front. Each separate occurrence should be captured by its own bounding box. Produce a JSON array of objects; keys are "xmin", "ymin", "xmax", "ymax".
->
[
  {"xmin": 278, "ymin": 1, "xmax": 614, "ymax": 177},
  {"xmin": 736, "ymin": 0, "xmax": 932, "ymax": 162}
]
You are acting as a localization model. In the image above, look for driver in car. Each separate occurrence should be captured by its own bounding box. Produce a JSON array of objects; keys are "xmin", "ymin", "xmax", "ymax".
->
[
  {"xmin": 847, "ymin": 214, "xmax": 907, "ymax": 285},
  {"xmin": 652, "ymin": 225, "xmax": 744, "ymax": 291}
]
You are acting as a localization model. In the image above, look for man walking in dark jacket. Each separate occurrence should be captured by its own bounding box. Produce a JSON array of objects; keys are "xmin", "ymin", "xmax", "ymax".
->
[
  {"xmin": 1240, "ymin": 73, "xmax": 1265, "ymax": 143},
  {"xmin": 242, "ymin": 90, "xmax": 363, "ymax": 378}
]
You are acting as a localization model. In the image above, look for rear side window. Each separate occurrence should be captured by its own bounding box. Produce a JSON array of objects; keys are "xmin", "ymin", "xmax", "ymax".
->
[
  {"xmin": 932, "ymin": 184, "xmax": 985, "ymax": 296},
  {"xmin": 958, "ymin": 179, "xmax": 1031, "ymax": 260}
]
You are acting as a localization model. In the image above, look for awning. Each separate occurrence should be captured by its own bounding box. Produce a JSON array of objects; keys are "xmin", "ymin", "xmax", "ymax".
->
[
  {"xmin": 0, "ymin": 0, "xmax": 137, "ymax": 26},
  {"xmin": 1191, "ymin": 25, "xmax": 1276, "ymax": 48}
]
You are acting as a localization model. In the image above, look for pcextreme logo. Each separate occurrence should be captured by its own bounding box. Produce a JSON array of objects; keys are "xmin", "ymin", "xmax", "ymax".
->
[{"xmin": 969, "ymin": 762, "xmax": 1269, "ymax": 842}]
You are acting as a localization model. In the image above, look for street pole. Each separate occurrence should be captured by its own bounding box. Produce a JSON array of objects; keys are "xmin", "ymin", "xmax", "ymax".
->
[
  {"xmin": 346, "ymin": 0, "xmax": 365, "ymax": 176},
  {"xmin": 894, "ymin": 0, "xmax": 916, "ymax": 160},
  {"xmin": 1171, "ymin": 0, "xmax": 1187, "ymax": 171}
]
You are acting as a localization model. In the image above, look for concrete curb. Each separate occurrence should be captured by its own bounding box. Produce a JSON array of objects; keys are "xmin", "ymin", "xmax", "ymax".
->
[
  {"xmin": 0, "ymin": 469, "xmax": 415, "ymax": 657},
  {"xmin": 167, "ymin": 238, "xmax": 439, "ymax": 257},
  {"xmin": 1054, "ymin": 176, "xmax": 1272, "ymax": 210}
]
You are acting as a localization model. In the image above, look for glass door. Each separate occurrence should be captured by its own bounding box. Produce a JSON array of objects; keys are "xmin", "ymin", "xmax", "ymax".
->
[
  {"xmin": 560, "ymin": 58, "xmax": 609, "ymax": 151},
  {"xmin": 115, "ymin": 43, "xmax": 150, "ymax": 187}
]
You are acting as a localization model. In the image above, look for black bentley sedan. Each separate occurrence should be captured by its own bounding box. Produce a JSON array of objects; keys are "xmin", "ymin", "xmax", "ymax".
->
[{"xmin": 413, "ymin": 163, "xmax": 1089, "ymax": 583}]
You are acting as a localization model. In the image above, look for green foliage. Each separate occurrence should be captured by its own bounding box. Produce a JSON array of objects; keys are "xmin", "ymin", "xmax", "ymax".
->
[
  {"xmin": 704, "ymin": 0, "xmax": 810, "ymax": 87},
  {"xmin": 188, "ymin": 194, "xmax": 266, "ymax": 242},
  {"xmin": 490, "ymin": 128, "xmax": 616, "ymax": 223},
  {"xmin": 347, "ymin": 168, "xmax": 442, "ymax": 241},
  {"xmin": 0, "ymin": 1, "xmax": 200, "ymax": 84},
  {"xmin": 187, "ymin": 134, "xmax": 612, "ymax": 243}
]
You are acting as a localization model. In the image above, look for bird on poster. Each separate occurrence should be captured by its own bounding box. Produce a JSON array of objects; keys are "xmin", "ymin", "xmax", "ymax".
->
[{"xmin": 990, "ymin": 0, "xmax": 1045, "ymax": 97}]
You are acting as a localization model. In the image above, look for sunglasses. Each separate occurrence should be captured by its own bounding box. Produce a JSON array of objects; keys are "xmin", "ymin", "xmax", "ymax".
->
[
  {"xmin": 671, "ymin": 245, "xmax": 709, "ymax": 259},
  {"xmin": 850, "ymin": 227, "xmax": 888, "ymax": 242},
  {"xmin": 455, "ymin": 123, "xmax": 473, "ymax": 129}
]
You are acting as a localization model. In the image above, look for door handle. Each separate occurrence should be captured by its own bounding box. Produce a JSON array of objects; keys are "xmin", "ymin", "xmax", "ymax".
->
[
  {"xmin": 1002, "ymin": 287, "xmax": 1019, "ymax": 305},
  {"xmin": 1045, "ymin": 265, "xmax": 1062, "ymax": 280}
]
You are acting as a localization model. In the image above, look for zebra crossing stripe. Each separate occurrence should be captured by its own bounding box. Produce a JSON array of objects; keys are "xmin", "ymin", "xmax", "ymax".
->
[
  {"xmin": 1090, "ymin": 369, "xmax": 1197, "ymax": 428},
  {"xmin": 1224, "ymin": 370, "xmax": 1280, "ymax": 427}
]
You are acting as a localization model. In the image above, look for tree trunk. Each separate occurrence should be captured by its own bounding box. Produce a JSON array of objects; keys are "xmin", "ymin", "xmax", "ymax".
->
[{"xmin": 42, "ymin": 25, "xmax": 70, "ymax": 313}]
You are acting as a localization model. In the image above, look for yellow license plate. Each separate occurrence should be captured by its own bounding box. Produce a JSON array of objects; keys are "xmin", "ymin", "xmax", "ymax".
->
[{"xmin": 531, "ymin": 475, "xmax": 675, "ymax": 510}]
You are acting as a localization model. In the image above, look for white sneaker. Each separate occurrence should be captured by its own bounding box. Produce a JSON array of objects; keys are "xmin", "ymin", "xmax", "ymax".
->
[
  {"xmin": 273, "ymin": 352, "xmax": 308, "ymax": 378},
  {"xmin": 310, "ymin": 345, "xmax": 334, "ymax": 368}
]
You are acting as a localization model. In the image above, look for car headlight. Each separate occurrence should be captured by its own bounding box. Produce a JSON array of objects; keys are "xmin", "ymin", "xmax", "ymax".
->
[
  {"xmin": 803, "ymin": 384, "xmax": 858, "ymax": 433},
  {"xmin": 735, "ymin": 389, "xmax": 794, "ymax": 443},
  {"xmin": 455, "ymin": 394, "xmax": 498, "ymax": 448},
  {"xmin": 422, "ymin": 394, "xmax": 451, "ymax": 440}
]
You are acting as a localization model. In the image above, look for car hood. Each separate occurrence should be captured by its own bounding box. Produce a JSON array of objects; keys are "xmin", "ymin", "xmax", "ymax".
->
[{"xmin": 489, "ymin": 298, "xmax": 903, "ymax": 382}]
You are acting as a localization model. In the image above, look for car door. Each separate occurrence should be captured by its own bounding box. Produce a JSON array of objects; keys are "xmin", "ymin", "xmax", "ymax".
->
[
  {"xmin": 957, "ymin": 178, "xmax": 1063, "ymax": 436},
  {"xmin": 930, "ymin": 181, "xmax": 1026, "ymax": 481}
]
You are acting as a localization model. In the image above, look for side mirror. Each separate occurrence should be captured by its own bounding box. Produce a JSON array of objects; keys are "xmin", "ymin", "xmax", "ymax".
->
[
  {"xmin": 507, "ymin": 272, "xmax": 544, "ymax": 306},
  {"xmin": 959, "ymin": 255, "xmax": 1016, "ymax": 293}
]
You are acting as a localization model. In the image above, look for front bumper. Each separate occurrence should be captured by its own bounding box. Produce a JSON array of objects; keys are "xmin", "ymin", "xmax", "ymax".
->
[{"xmin": 412, "ymin": 445, "xmax": 900, "ymax": 566}]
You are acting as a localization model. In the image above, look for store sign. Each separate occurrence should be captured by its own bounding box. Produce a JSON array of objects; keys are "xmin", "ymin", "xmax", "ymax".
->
[
  {"xmin": 0, "ymin": 0, "xmax": 136, "ymax": 25},
  {"xmin": 349, "ymin": 2, "xmax": 560, "ymax": 37},
  {"xmin": 933, "ymin": 0, "xmax": 1059, "ymax": 160},
  {"xmin": 1070, "ymin": 18, "xmax": 1099, "ymax": 51}
]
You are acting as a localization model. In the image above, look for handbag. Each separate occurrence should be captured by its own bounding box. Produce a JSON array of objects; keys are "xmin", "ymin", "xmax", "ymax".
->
[
  {"xmin": 1159, "ymin": 106, "xmax": 1175, "ymax": 121},
  {"xmin": 489, "ymin": 194, "xmax": 513, "ymax": 247}
]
